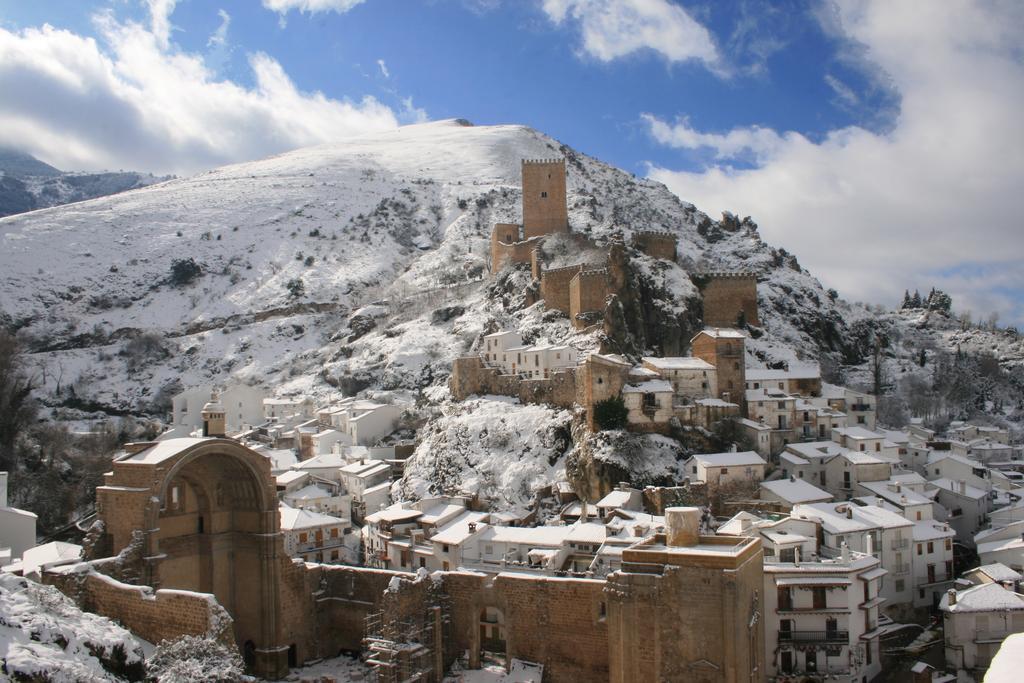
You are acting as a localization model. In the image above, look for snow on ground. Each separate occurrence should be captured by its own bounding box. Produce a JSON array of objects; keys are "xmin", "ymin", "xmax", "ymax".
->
[
  {"xmin": 397, "ymin": 397, "xmax": 572, "ymax": 508},
  {"xmin": 274, "ymin": 653, "xmax": 370, "ymax": 682},
  {"xmin": 0, "ymin": 573, "xmax": 146, "ymax": 682}
]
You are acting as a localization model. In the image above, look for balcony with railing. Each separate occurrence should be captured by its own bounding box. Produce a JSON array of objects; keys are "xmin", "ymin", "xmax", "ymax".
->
[
  {"xmin": 779, "ymin": 630, "xmax": 849, "ymax": 644},
  {"xmin": 890, "ymin": 538, "xmax": 909, "ymax": 550},
  {"xmin": 892, "ymin": 563, "xmax": 911, "ymax": 575}
]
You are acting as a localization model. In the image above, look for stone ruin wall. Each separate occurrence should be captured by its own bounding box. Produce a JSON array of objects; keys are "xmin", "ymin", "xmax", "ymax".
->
[
  {"xmin": 700, "ymin": 273, "xmax": 760, "ymax": 327},
  {"xmin": 569, "ymin": 268, "xmax": 610, "ymax": 329},
  {"xmin": 631, "ymin": 231, "xmax": 678, "ymax": 262},
  {"xmin": 449, "ymin": 356, "xmax": 577, "ymax": 408},
  {"xmin": 44, "ymin": 569, "xmax": 233, "ymax": 647}
]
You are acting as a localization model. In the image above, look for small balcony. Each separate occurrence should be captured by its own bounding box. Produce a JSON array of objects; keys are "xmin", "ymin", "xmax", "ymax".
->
[
  {"xmin": 779, "ymin": 630, "xmax": 849, "ymax": 644},
  {"xmin": 850, "ymin": 403, "xmax": 871, "ymax": 412},
  {"xmin": 890, "ymin": 538, "xmax": 909, "ymax": 550},
  {"xmin": 892, "ymin": 563, "xmax": 911, "ymax": 575}
]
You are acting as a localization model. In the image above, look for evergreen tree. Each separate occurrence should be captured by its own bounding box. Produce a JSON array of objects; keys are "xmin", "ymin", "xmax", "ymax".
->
[
  {"xmin": 911, "ymin": 290, "xmax": 922, "ymax": 308},
  {"xmin": 901, "ymin": 290, "xmax": 911, "ymax": 309}
]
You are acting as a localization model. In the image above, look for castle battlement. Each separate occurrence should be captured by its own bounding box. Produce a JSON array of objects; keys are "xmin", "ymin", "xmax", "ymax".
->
[
  {"xmin": 700, "ymin": 271, "xmax": 757, "ymax": 279},
  {"xmin": 542, "ymin": 263, "xmax": 587, "ymax": 277},
  {"xmin": 522, "ymin": 158, "xmax": 565, "ymax": 166},
  {"xmin": 575, "ymin": 267, "xmax": 609, "ymax": 279},
  {"xmin": 631, "ymin": 230, "xmax": 677, "ymax": 240}
]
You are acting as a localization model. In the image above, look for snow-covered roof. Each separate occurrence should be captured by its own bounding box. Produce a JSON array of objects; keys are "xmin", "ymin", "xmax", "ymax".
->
[
  {"xmin": 860, "ymin": 481, "xmax": 933, "ymax": 507},
  {"xmin": 760, "ymin": 478, "xmax": 832, "ymax": 504},
  {"xmin": 833, "ymin": 426, "xmax": 884, "ymax": 440},
  {"xmin": 912, "ymin": 521, "xmax": 955, "ymax": 542},
  {"xmin": 693, "ymin": 328, "xmax": 746, "ymax": 340},
  {"xmin": 340, "ymin": 461, "xmax": 390, "ymax": 478},
  {"xmin": 117, "ymin": 437, "xmax": 207, "ymax": 464},
  {"xmin": 566, "ymin": 522, "xmax": 608, "ymax": 544},
  {"xmin": 696, "ymin": 398, "xmax": 736, "ymax": 408},
  {"xmin": 775, "ymin": 576, "xmax": 852, "ymax": 587},
  {"xmin": 19, "ymin": 542, "xmax": 82, "ymax": 575},
  {"xmin": 417, "ymin": 503, "xmax": 466, "ymax": 525},
  {"xmin": 279, "ymin": 505, "xmax": 346, "ymax": 531},
  {"xmin": 596, "ymin": 490, "xmax": 634, "ymax": 509},
  {"xmin": 276, "ymin": 470, "xmax": 309, "ymax": 486},
  {"xmin": 786, "ymin": 441, "xmax": 846, "ymax": 460},
  {"xmin": 429, "ymin": 511, "xmax": 490, "ymax": 546},
  {"xmin": 793, "ymin": 502, "xmax": 911, "ymax": 533},
  {"xmin": 362, "ymin": 506, "xmax": 422, "ymax": 524},
  {"xmin": 986, "ymin": 633, "xmax": 1024, "ymax": 682},
  {"xmin": 642, "ymin": 357, "xmax": 714, "ymax": 371},
  {"xmin": 977, "ymin": 536, "xmax": 1024, "ymax": 558},
  {"xmin": 294, "ymin": 452, "xmax": 346, "ymax": 470},
  {"xmin": 477, "ymin": 524, "xmax": 571, "ymax": 547},
  {"xmin": 970, "ymin": 563, "xmax": 1023, "ymax": 583},
  {"xmin": 859, "ymin": 480, "xmax": 931, "ymax": 507},
  {"xmin": 285, "ymin": 484, "xmax": 333, "ymax": 501},
  {"xmin": 929, "ymin": 478, "xmax": 989, "ymax": 500},
  {"xmin": 691, "ymin": 451, "xmax": 766, "ymax": 467},
  {"xmin": 737, "ymin": 419, "xmax": 770, "ymax": 434},
  {"xmin": 780, "ymin": 451, "xmax": 809, "ymax": 466},
  {"xmin": 940, "ymin": 582, "xmax": 1024, "ymax": 613},
  {"xmin": 622, "ymin": 379, "xmax": 673, "ymax": 394},
  {"xmin": 841, "ymin": 451, "xmax": 888, "ymax": 465}
]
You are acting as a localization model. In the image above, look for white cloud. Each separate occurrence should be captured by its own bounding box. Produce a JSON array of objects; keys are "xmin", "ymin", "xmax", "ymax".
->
[
  {"xmin": 262, "ymin": 0, "xmax": 365, "ymax": 15},
  {"xmin": 645, "ymin": 0, "xmax": 1024, "ymax": 325},
  {"xmin": 207, "ymin": 9, "xmax": 230, "ymax": 48},
  {"xmin": 377, "ymin": 58, "xmax": 389, "ymax": 79},
  {"xmin": 0, "ymin": 4, "xmax": 404, "ymax": 175},
  {"xmin": 643, "ymin": 114, "xmax": 786, "ymax": 162},
  {"xmin": 541, "ymin": 0, "xmax": 719, "ymax": 67}
]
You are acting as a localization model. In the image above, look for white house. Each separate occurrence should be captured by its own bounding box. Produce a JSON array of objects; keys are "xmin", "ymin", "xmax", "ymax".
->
[
  {"xmin": 940, "ymin": 583, "xmax": 1024, "ymax": 682},
  {"xmin": 685, "ymin": 451, "xmax": 767, "ymax": 486},
  {"xmin": 823, "ymin": 451, "xmax": 892, "ymax": 500},
  {"xmin": 282, "ymin": 482, "xmax": 350, "ymax": 517},
  {"xmin": 481, "ymin": 330, "xmax": 523, "ymax": 369},
  {"xmin": 0, "ymin": 473, "xmax": 35, "ymax": 567},
  {"xmin": 763, "ymin": 548, "xmax": 886, "ymax": 682},
  {"xmin": 279, "ymin": 504, "xmax": 351, "ymax": 564},
  {"xmin": 928, "ymin": 478, "xmax": 993, "ymax": 546},
  {"xmin": 793, "ymin": 501, "xmax": 915, "ymax": 610},
  {"xmin": 974, "ymin": 521, "xmax": 1024, "ymax": 571},
  {"xmin": 641, "ymin": 357, "xmax": 717, "ymax": 400},
  {"xmin": 168, "ymin": 384, "xmax": 268, "ymax": 438},
  {"xmin": 739, "ymin": 418, "xmax": 772, "ymax": 458},
  {"xmin": 504, "ymin": 344, "xmax": 577, "ymax": 379}
]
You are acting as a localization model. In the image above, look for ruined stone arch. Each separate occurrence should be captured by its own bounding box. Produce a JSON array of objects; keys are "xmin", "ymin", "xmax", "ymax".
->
[{"xmin": 96, "ymin": 438, "xmax": 288, "ymax": 677}]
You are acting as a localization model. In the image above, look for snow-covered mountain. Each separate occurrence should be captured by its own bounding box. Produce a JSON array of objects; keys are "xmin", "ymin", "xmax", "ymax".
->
[
  {"xmin": 0, "ymin": 148, "xmax": 167, "ymax": 218},
  {"xmin": 1, "ymin": 119, "xmax": 1020, "ymax": 503}
]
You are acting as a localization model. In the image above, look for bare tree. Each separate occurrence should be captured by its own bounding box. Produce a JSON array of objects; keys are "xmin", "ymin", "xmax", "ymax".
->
[{"xmin": 0, "ymin": 331, "xmax": 38, "ymax": 469}]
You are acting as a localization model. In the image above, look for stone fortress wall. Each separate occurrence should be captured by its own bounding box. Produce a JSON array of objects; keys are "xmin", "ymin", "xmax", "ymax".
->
[{"xmin": 699, "ymin": 271, "xmax": 760, "ymax": 328}]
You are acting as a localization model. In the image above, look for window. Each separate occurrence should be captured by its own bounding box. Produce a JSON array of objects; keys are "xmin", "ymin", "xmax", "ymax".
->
[
  {"xmin": 875, "ymin": 443, "xmax": 880, "ymax": 452},
  {"xmin": 299, "ymin": 532, "xmax": 308, "ymax": 544},
  {"xmin": 917, "ymin": 543, "xmax": 923, "ymax": 556},
  {"xmin": 860, "ymin": 444, "xmax": 866, "ymax": 451},
  {"xmin": 945, "ymin": 538, "xmax": 952, "ymax": 551},
  {"xmin": 330, "ymin": 550, "xmax": 339, "ymax": 561},
  {"xmin": 485, "ymin": 544, "xmax": 493, "ymax": 556},
  {"xmin": 443, "ymin": 544, "xmax": 450, "ymax": 553},
  {"xmin": 895, "ymin": 579, "xmax": 905, "ymax": 592},
  {"xmin": 720, "ymin": 468, "xmax": 729, "ymax": 474},
  {"xmin": 857, "ymin": 416, "xmax": 866, "ymax": 424},
  {"xmin": 778, "ymin": 586, "xmax": 793, "ymax": 610},
  {"xmin": 916, "ymin": 511, "xmax": 922, "ymax": 520},
  {"xmin": 927, "ymin": 541, "xmax": 934, "ymax": 554},
  {"xmin": 540, "ymin": 191, "xmax": 548, "ymax": 198},
  {"xmin": 692, "ymin": 465, "xmax": 698, "ymax": 474},
  {"xmin": 812, "ymin": 587, "xmax": 827, "ymax": 609},
  {"xmin": 330, "ymin": 527, "xmax": 338, "ymax": 538}
]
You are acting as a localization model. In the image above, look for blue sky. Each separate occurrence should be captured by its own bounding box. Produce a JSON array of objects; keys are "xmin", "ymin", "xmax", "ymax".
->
[{"xmin": 0, "ymin": 1, "xmax": 1021, "ymax": 325}]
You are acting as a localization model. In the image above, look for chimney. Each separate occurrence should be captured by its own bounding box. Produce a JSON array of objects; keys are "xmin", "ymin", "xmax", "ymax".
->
[
  {"xmin": 789, "ymin": 474, "xmax": 795, "ymax": 482},
  {"xmin": 947, "ymin": 588, "xmax": 957, "ymax": 606},
  {"xmin": 840, "ymin": 541, "xmax": 850, "ymax": 563},
  {"xmin": 866, "ymin": 534, "xmax": 874, "ymax": 556},
  {"xmin": 845, "ymin": 506, "xmax": 853, "ymax": 519},
  {"xmin": 580, "ymin": 499, "xmax": 588, "ymax": 520},
  {"xmin": 896, "ymin": 483, "xmax": 902, "ymax": 493},
  {"xmin": 665, "ymin": 507, "xmax": 701, "ymax": 547},
  {"xmin": 468, "ymin": 522, "xmax": 477, "ymax": 532},
  {"xmin": 0, "ymin": 471, "xmax": 7, "ymax": 508},
  {"xmin": 794, "ymin": 546, "xmax": 801, "ymax": 567}
]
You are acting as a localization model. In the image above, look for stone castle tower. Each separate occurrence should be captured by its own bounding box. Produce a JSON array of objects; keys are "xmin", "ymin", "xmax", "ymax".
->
[
  {"xmin": 521, "ymin": 158, "xmax": 568, "ymax": 239},
  {"xmin": 691, "ymin": 329, "xmax": 747, "ymax": 408}
]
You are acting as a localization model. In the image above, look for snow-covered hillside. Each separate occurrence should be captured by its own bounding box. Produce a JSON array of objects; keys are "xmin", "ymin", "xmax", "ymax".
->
[
  {"xmin": 3, "ymin": 118, "xmax": 1020, "ymax": 503},
  {"xmin": 0, "ymin": 119, "xmax": 867, "ymax": 412}
]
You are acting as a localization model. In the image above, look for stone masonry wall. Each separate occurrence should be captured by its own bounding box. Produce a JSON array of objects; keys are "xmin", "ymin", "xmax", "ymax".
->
[
  {"xmin": 540, "ymin": 265, "xmax": 583, "ymax": 315},
  {"xmin": 44, "ymin": 570, "xmax": 233, "ymax": 647},
  {"xmin": 570, "ymin": 268, "xmax": 610, "ymax": 328},
  {"xmin": 490, "ymin": 225, "xmax": 541, "ymax": 274},
  {"xmin": 631, "ymin": 231, "xmax": 678, "ymax": 261},
  {"xmin": 522, "ymin": 159, "xmax": 568, "ymax": 239},
  {"xmin": 700, "ymin": 273, "xmax": 760, "ymax": 327},
  {"xmin": 449, "ymin": 356, "xmax": 576, "ymax": 408}
]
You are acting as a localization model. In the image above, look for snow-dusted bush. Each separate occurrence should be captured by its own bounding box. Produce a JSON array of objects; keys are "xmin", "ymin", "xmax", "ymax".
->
[{"xmin": 146, "ymin": 635, "xmax": 243, "ymax": 683}]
